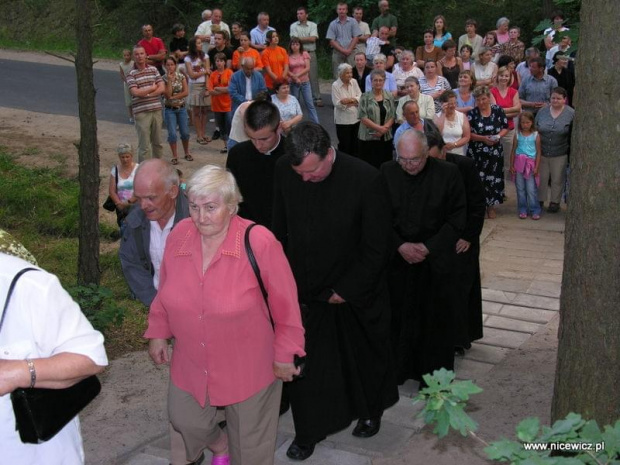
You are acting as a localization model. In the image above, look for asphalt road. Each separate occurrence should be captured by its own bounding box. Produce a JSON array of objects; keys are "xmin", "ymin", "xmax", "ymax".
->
[{"xmin": 0, "ymin": 58, "xmax": 337, "ymax": 138}]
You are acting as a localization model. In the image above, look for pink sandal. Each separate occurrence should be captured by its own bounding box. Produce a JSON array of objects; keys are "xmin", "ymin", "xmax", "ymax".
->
[{"xmin": 211, "ymin": 454, "xmax": 230, "ymax": 465}]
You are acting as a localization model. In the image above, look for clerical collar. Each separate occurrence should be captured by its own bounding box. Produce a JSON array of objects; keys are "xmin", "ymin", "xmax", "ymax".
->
[{"xmin": 264, "ymin": 133, "xmax": 282, "ymax": 156}]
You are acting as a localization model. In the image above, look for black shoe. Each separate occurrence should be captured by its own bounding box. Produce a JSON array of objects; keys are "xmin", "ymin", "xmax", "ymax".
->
[
  {"xmin": 212, "ymin": 129, "xmax": 221, "ymax": 140},
  {"xmin": 352, "ymin": 417, "xmax": 381, "ymax": 438},
  {"xmin": 547, "ymin": 202, "xmax": 560, "ymax": 213},
  {"xmin": 286, "ymin": 440, "xmax": 316, "ymax": 461},
  {"xmin": 455, "ymin": 346, "xmax": 466, "ymax": 356}
]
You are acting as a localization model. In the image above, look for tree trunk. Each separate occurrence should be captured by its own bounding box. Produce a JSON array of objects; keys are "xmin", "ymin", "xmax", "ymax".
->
[
  {"xmin": 551, "ymin": 0, "xmax": 620, "ymax": 425},
  {"xmin": 75, "ymin": 0, "xmax": 100, "ymax": 285}
]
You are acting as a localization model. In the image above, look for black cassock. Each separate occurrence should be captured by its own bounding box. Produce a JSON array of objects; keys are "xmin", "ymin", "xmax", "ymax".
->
[
  {"xmin": 272, "ymin": 152, "xmax": 399, "ymax": 444},
  {"xmin": 226, "ymin": 136, "xmax": 285, "ymax": 227},
  {"xmin": 446, "ymin": 153, "xmax": 486, "ymax": 347},
  {"xmin": 380, "ymin": 157, "xmax": 466, "ymax": 384}
]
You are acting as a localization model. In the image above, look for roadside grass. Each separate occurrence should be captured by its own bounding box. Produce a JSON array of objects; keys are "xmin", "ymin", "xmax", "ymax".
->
[{"xmin": 0, "ymin": 147, "xmax": 148, "ymax": 358}]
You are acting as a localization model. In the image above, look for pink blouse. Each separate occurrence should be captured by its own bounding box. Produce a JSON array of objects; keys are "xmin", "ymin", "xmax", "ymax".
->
[
  {"xmin": 288, "ymin": 51, "xmax": 310, "ymax": 83},
  {"xmin": 144, "ymin": 215, "xmax": 305, "ymax": 407}
]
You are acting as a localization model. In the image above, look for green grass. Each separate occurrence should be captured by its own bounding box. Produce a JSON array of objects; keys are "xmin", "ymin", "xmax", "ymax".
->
[{"xmin": 0, "ymin": 147, "xmax": 148, "ymax": 358}]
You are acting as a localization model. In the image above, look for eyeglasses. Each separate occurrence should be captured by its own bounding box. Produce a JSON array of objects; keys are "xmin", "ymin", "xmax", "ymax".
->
[{"xmin": 396, "ymin": 156, "xmax": 425, "ymax": 166}]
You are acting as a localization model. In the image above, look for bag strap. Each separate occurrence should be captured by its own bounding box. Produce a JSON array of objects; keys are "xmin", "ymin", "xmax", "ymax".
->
[
  {"xmin": 115, "ymin": 165, "xmax": 119, "ymax": 187},
  {"xmin": 0, "ymin": 268, "xmax": 38, "ymax": 335},
  {"xmin": 244, "ymin": 224, "xmax": 275, "ymax": 330}
]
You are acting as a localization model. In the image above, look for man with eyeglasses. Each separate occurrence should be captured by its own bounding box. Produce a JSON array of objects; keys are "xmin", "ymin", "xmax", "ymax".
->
[
  {"xmin": 380, "ymin": 128, "xmax": 466, "ymax": 388},
  {"xmin": 273, "ymin": 122, "xmax": 399, "ymax": 461}
]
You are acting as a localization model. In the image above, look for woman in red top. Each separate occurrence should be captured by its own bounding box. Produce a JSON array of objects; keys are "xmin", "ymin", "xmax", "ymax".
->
[
  {"xmin": 261, "ymin": 31, "xmax": 289, "ymax": 90},
  {"xmin": 146, "ymin": 165, "xmax": 305, "ymax": 465},
  {"xmin": 491, "ymin": 66, "xmax": 522, "ymax": 178},
  {"xmin": 208, "ymin": 53, "xmax": 234, "ymax": 154}
]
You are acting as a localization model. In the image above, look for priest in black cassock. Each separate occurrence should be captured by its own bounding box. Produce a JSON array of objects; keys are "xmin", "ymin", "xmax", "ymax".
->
[
  {"xmin": 273, "ymin": 122, "xmax": 399, "ymax": 461},
  {"xmin": 425, "ymin": 124, "xmax": 485, "ymax": 352},
  {"xmin": 381, "ymin": 128, "xmax": 466, "ymax": 386},
  {"xmin": 226, "ymin": 99, "xmax": 285, "ymax": 227}
]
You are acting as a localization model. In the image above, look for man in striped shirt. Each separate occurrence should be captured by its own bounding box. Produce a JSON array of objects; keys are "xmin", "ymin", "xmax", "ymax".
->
[{"xmin": 126, "ymin": 45, "xmax": 165, "ymax": 161}]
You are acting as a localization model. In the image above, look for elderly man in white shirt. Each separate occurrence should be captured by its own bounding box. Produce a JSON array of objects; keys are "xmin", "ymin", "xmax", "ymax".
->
[{"xmin": 195, "ymin": 8, "xmax": 230, "ymax": 53}]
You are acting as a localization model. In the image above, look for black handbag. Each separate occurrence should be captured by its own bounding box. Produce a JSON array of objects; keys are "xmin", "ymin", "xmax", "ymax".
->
[
  {"xmin": 244, "ymin": 224, "xmax": 306, "ymax": 378},
  {"xmin": 1, "ymin": 268, "xmax": 102, "ymax": 444},
  {"xmin": 102, "ymin": 165, "xmax": 119, "ymax": 211}
]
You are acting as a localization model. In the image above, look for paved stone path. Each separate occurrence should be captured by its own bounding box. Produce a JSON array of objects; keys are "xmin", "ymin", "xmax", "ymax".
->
[{"xmin": 123, "ymin": 188, "xmax": 566, "ymax": 465}]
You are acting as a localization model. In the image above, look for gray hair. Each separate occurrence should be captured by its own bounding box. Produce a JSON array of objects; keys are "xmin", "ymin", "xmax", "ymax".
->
[
  {"xmin": 116, "ymin": 142, "xmax": 132, "ymax": 154},
  {"xmin": 400, "ymin": 50, "xmax": 415, "ymax": 61},
  {"xmin": 186, "ymin": 165, "xmax": 243, "ymax": 214},
  {"xmin": 496, "ymin": 17, "xmax": 509, "ymax": 28},
  {"xmin": 135, "ymin": 159, "xmax": 179, "ymax": 190},
  {"xmin": 337, "ymin": 63, "xmax": 352, "ymax": 77},
  {"xmin": 370, "ymin": 68, "xmax": 386, "ymax": 81},
  {"xmin": 240, "ymin": 56, "xmax": 255, "ymax": 67},
  {"xmin": 201, "ymin": 9, "xmax": 212, "ymax": 20},
  {"xmin": 373, "ymin": 53, "xmax": 387, "ymax": 64},
  {"xmin": 473, "ymin": 85, "xmax": 491, "ymax": 99},
  {"xmin": 396, "ymin": 129, "xmax": 428, "ymax": 159}
]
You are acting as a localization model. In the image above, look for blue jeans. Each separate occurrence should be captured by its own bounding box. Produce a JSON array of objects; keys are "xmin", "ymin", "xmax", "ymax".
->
[
  {"xmin": 290, "ymin": 81, "xmax": 319, "ymax": 124},
  {"xmin": 515, "ymin": 172, "xmax": 541, "ymax": 215},
  {"xmin": 164, "ymin": 106, "xmax": 190, "ymax": 144}
]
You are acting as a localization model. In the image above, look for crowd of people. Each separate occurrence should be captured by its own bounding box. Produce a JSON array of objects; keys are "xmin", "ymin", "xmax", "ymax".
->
[{"xmin": 106, "ymin": 4, "xmax": 577, "ymax": 465}]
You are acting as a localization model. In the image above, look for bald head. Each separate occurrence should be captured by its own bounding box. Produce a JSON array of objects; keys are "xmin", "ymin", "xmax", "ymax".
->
[{"xmin": 133, "ymin": 159, "xmax": 180, "ymax": 227}]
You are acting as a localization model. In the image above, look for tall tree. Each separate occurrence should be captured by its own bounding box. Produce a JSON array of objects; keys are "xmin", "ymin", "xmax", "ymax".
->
[
  {"xmin": 551, "ymin": 0, "xmax": 620, "ymax": 425},
  {"xmin": 75, "ymin": 0, "xmax": 101, "ymax": 285}
]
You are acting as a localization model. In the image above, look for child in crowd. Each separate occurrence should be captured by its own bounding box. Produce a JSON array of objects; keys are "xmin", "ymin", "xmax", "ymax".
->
[
  {"xmin": 208, "ymin": 53, "xmax": 233, "ymax": 154},
  {"xmin": 460, "ymin": 44, "xmax": 474, "ymax": 70},
  {"xmin": 119, "ymin": 49, "xmax": 134, "ymax": 123},
  {"xmin": 510, "ymin": 112, "xmax": 541, "ymax": 219},
  {"xmin": 365, "ymin": 35, "xmax": 387, "ymax": 63}
]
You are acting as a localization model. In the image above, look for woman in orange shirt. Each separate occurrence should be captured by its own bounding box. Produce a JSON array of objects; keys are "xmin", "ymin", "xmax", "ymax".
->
[
  {"xmin": 261, "ymin": 31, "xmax": 289, "ymax": 90},
  {"xmin": 208, "ymin": 53, "xmax": 234, "ymax": 154},
  {"xmin": 231, "ymin": 31, "xmax": 263, "ymax": 71}
]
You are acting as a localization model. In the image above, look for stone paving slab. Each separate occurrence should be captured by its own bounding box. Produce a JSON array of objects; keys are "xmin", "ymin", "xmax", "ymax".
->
[
  {"xmin": 485, "ymin": 240, "xmax": 554, "ymax": 253},
  {"xmin": 382, "ymin": 395, "xmax": 425, "ymax": 430},
  {"xmin": 534, "ymin": 273, "xmax": 562, "ymax": 283},
  {"xmin": 481, "ymin": 288, "xmax": 517, "ymax": 304},
  {"xmin": 485, "ymin": 315, "xmax": 543, "ymax": 334},
  {"xmin": 125, "ymin": 453, "xmax": 169, "ymax": 465},
  {"xmin": 324, "ymin": 421, "xmax": 416, "ymax": 457},
  {"xmin": 482, "ymin": 300, "xmax": 503, "ymax": 315},
  {"xmin": 499, "ymin": 305, "xmax": 557, "ymax": 323},
  {"xmin": 398, "ymin": 379, "xmax": 420, "ymax": 398},
  {"xmin": 454, "ymin": 358, "xmax": 495, "ymax": 381},
  {"xmin": 465, "ymin": 343, "xmax": 511, "ymax": 365},
  {"xmin": 275, "ymin": 439, "xmax": 372, "ymax": 465},
  {"xmin": 511, "ymin": 293, "xmax": 560, "ymax": 310},
  {"xmin": 528, "ymin": 280, "xmax": 561, "ymax": 298},
  {"xmin": 478, "ymin": 327, "xmax": 531, "ymax": 349},
  {"xmin": 481, "ymin": 276, "xmax": 531, "ymax": 293}
]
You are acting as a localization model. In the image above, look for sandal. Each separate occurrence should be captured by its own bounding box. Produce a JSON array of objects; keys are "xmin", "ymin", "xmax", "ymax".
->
[
  {"xmin": 519, "ymin": 212, "xmax": 527, "ymax": 219},
  {"xmin": 197, "ymin": 138, "xmax": 209, "ymax": 145},
  {"xmin": 171, "ymin": 158, "xmax": 179, "ymax": 165},
  {"xmin": 184, "ymin": 154, "xmax": 194, "ymax": 161}
]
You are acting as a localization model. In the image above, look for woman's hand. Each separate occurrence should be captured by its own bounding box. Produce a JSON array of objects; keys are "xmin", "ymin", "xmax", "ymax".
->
[
  {"xmin": 0, "ymin": 359, "xmax": 27, "ymax": 395},
  {"xmin": 273, "ymin": 361, "xmax": 301, "ymax": 382},
  {"xmin": 148, "ymin": 339, "xmax": 170, "ymax": 365},
  {"xmin": 484, "ymin": 136, "xmax": 497, "ymax": 146}
]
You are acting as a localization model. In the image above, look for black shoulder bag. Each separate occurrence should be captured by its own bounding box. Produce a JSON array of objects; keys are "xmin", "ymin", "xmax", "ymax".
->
[
  {"xmin": 244, "ymin": 224, "xmax": 305, "ymax": 378},
  {"xmin": 102, "ymin": 165, "xmax": 119, "ymax": 212},
  {"xmin": 1, "ymin": 268, "xmax": 102, "ymax": 444}
]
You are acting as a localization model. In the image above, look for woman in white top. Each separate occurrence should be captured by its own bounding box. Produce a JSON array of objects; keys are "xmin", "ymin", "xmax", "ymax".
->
[
  {"xmin": 391, "ymin": 50, "xmax": 423, "ymax": 99},
  {"xmin": 271, "ymin": 79, "xmax": 302, "ymax": 134},
  {"xmin": 332, "ymin": 63, "xmax": 362, "ymax": 155},
  {"xmin": 108, "ymin": 142, "xmax": 138, "ymax": 234},
  {"xmin": 436, "ymin": 90, "xmax": 470, "ymax": 156},
  {"xmin": 395, "ymin": 76, "xmax": 435, "ymax": 123},
  {"xmin": 0, "ymin": 252, "xmax": 108, "ymax": 465},
  {"xmin": 473, "ymin": 47, "xmax": 498, "ymax": 87}
]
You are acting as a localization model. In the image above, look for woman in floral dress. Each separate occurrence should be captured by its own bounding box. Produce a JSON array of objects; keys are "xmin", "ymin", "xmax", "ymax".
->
[{"xmin": 467, "ymin": 85, "xmax": 509, "ymax": 218}]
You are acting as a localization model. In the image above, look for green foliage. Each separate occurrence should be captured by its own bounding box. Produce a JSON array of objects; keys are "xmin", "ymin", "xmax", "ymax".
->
[
  {"xmin": 67, "ymin": 283, "xmax": 125, "ymax": 334},
  {"xmin": 415, "ymin": 370, "xmax": 620, "ymax": 464},
  {"xmin": 485, "ymin": 414, "xmax": 620, "ymax": 464},
  {"xmin": 413, "ymin": 368, "xmax": 483, "ymax": 438}
]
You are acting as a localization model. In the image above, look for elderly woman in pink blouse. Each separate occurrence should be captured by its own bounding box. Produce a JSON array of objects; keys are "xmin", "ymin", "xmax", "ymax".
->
[{"xmin": 145, "ymin": 165, "xmax": 305, "ymax": 465}]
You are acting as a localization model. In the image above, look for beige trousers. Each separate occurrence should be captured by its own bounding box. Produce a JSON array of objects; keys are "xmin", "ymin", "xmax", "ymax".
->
[
  {"xmin": 538, "ymin": 155, "xmax": 567, "ymax": 204},
  {"xmin": 169, "ymin": 379, "xmax": 282, "ymax": 465},
  {"xmin": 134, "ymin": 109, "xmax": 164, "ymax": 162}
]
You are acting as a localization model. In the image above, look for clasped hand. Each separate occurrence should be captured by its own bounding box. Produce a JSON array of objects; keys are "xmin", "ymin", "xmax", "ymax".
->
[{"xmin": 398, "ymin": 242, "xmax": 429, "ymax": 264}]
